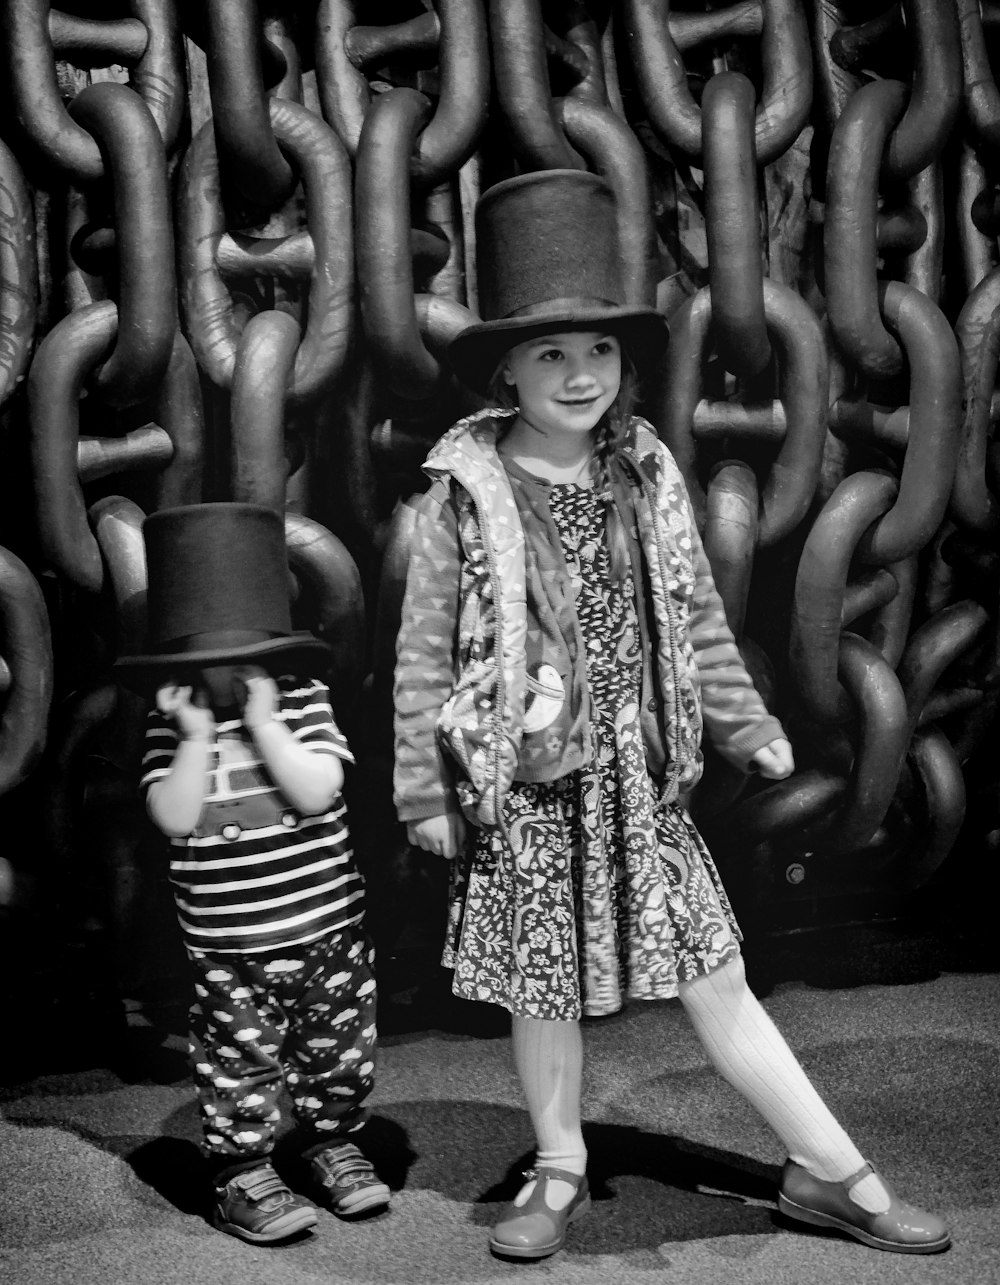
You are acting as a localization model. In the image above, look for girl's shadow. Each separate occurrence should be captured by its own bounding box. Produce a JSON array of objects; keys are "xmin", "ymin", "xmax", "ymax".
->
[{"xmin": 478, "ymin": 1119, "xmax": 782, "ymax": 1247}]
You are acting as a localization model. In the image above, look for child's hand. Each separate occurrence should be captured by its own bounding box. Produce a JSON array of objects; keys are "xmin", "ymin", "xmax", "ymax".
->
[
  {"xmin": 156, "ymin": 682, "xmax": 215, "ymax": 742},
  {"xmin": 407, "ymin": 814, "xmax": 467, "ymax": 860},
  {"xmin": 750, "ymin": 737, "xmax": 795, "ymax": 780},
  {"xmin": 235, "ymin": 666, "xmax": 278, "ymax": 729}
]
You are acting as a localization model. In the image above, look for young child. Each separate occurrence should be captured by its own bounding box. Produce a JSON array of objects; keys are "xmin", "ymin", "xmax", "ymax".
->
[
  {"xmin": 393, "ymin": 170, "xmax": 950, "ymax": 1259},
  {"xmin": 116, "ymin": 502, "xmax": 389, "ymax": 1245}
]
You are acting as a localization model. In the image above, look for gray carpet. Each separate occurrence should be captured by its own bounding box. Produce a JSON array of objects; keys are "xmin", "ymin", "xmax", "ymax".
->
[{"xmin": 1, "ymin": 964, "xmax": 998, "ymax": 1285}]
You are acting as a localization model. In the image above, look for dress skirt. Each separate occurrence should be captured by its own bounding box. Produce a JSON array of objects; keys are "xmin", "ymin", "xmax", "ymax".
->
[{"xmin": 443, "ymin": 482, "xmax": 743, "ymax": 1021}]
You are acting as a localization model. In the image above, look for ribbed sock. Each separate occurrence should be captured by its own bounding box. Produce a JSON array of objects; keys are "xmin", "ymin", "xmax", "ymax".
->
[
  {"xmin": 678, "ymin": 957, "xmax": 890, "ymax": 1214},
  {"xmin": 511, "ymin": 1015, "xmax": 587, "ymax": 1210}
]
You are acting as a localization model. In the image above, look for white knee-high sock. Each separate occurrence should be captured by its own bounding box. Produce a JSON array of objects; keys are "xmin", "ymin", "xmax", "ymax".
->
[
  {"xmin": 678, "ymin": 957, "xmax": 890, "ymax": 1213},
  {"xmin": 511, "ymin": 1015, "xmax": 587, "ymax": 1197}
]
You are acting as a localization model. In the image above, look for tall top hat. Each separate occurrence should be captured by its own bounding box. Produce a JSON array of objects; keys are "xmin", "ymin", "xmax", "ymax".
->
[
  {"xmin": 113, "ymin": 502, "xmax": 332, "ymax": 695},
  {"xmin": 448, "ymin": 169, "xmax": 668, "ymax": 394}
]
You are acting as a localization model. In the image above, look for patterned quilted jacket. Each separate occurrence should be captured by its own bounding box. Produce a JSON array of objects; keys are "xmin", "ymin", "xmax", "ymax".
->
[{"xmin": 393, "ymin": 410, "xmax": 784, "ymax": 828}]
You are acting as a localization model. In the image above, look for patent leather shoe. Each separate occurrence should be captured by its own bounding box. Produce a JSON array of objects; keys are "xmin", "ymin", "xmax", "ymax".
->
[
  {"xmin": 489, "ymin": 1166, "xmax": 590, "ymax": 1259},
  {"xmin": 778, "ymin": 1159, "xmax": 951, "ymax": 1254}
]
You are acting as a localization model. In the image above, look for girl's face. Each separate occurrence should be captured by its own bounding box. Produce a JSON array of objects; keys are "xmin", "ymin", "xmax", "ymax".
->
[{"xmin": 503, "ymin": 330, "xmax": 622, "ymax": 440}]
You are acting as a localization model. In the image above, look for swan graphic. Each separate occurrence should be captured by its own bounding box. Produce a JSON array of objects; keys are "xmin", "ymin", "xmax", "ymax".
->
[{"xmin": 523, "ymin": 663, "xmax": 567, "ymax": 733}]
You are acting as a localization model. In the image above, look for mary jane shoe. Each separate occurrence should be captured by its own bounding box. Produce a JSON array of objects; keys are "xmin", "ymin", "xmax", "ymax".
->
[
  {"xmin": 778, "ymin": 1159, "xmax": 951, "ymax": 1254},
  {"xmin": 489, "ymin": 1165, "xmax": 591, "ymax": 1259}
]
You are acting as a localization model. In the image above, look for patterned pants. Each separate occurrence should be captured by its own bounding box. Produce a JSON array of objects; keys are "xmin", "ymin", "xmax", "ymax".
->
[{"xmin": 186, "ymin": 925, "xmax": 378, "ymax": 1161}]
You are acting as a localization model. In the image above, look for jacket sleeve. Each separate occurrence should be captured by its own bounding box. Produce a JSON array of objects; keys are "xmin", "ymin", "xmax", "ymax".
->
[
  {"xmin": 393, "ymin": 482, "xmax": 463, "ymax": 822},
  {"xmin": 686, "ymin": 509, "xmax": 786, "ymax": 770}
]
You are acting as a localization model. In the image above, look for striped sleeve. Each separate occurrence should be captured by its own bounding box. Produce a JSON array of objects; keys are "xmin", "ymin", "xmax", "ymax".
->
[
  {"xmin": 276, "ymin": 675, "xmax": 355, "ymax": 764},
  {"xmin": 140, "ymin": 707, "xmax": 180, "ymax": 792}
]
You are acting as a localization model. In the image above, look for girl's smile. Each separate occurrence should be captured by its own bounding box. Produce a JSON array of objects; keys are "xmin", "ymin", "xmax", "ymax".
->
[{"xmin": 503, "ymin": 331, "xmax": 622, "ymax": 443}]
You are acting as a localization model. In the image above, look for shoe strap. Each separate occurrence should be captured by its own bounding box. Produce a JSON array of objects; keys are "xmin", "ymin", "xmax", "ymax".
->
[
  {"xmin": 236, "ymin": 1167, "xmax": 289, "ymax": 1202},
  {"xmin": 843, "ymin": 1161, "xmax": 876, "ymax": 1189},
  {"xmin": 316, "ymin": 1145, "xmax": 374, "ymax": 1180},
  {"xmin": 524, "ymin": 1164, "xmax": 586, "ymax": 1187}
]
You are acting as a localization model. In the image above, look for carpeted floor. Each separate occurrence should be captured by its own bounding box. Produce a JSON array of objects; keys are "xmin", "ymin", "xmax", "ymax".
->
[{"xmin": 1, "ymin": 929, "xmax": 998, "ymax": 1285}]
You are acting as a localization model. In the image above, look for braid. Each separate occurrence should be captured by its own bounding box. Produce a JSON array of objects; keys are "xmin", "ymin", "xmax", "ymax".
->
[
  {"xmin": 593, "ymin": 420, "xmax": 630, "ymax": 582},
  {"xmin": 594, "ymin": 354, "xmax": 638, "ymax": 582}
]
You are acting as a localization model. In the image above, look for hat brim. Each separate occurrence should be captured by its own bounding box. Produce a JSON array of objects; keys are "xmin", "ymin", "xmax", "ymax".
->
[
  {"xmin": 448, "ymin": 307, "xmax": 669, "ymax": 396},
  {"xmin": 113, "ymin": 633, "xmax": 334, "ymax": 697}
]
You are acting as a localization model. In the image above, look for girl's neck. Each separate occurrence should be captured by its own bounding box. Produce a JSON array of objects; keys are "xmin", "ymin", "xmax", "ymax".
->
[{"xmin": 498, "ymin": 415, "xmax": 596, "ymax": 486}]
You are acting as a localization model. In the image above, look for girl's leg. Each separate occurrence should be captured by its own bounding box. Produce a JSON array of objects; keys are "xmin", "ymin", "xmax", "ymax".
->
[
  {"xmin": 677, "ymin": 956, "xmax": 890, "ymax": 1213},
  {"xmin": 511, "ymin": 1015, "xmax": 587, "ymax": 1206},
  {"xmin": 490, "ymin": 1014, "xmax": 591, "ymax": 1258}
]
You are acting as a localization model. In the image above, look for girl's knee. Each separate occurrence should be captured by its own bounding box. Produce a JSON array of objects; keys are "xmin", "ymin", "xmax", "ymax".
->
[{"xmin": 678, "ymin": 954, "xmax": 749, "ymax": 1009}]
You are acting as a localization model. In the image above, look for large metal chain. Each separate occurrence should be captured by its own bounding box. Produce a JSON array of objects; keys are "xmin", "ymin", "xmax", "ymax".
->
[{"xmin": 2, "ymin": 0, "xmax": 999, "ymax": 945}]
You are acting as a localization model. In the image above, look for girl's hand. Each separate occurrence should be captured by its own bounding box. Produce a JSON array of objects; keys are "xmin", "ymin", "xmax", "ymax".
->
[
  {"xmin": 156, "ymin": 682, "xmax": 215, "ymax": 742},
  {"xmin": 235, "ymin": 665, "xmax": 279, "ymax": 729},
  {"xmin": 407, "ymin": 814, "xmax": 467, "ymax": 860},
  {"xmin": 750, "ymin": 737, "xmax": 795, "ymax": 779}
]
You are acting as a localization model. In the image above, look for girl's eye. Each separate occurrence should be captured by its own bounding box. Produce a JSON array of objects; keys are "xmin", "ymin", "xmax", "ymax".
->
[
  {"xmin": 593, "ymin": 340, "xmax": 617, "ymax": 356},
  {"xmin": 538, "ymin": 348, "xmax": 563, "ymax": 362}
]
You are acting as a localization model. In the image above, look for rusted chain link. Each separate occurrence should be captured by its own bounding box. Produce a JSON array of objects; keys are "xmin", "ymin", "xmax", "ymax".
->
[
  {"xmin": 204, "ymin": 0, "xmax": 296, "ymax": 210},
  {"xmin": 178, "ymin": 98, "xmax": 354, "ymax": 408},
  {"xmin": 623, "ymin": 0, "xmax": 812, "ymax": 166},
  {"xmin": 2, "ymin": 0, "xmax": 184, "ymax": 179},
  {"xmin": 66, "ymin": 81, "xmax": 176, "ymax": 407},
  {"xmin": 0, "ymin": 545, "xmax": 53, "ymax": 794},
  {"xmin": 316, "ymin": 0, "xmax": 489, "ymax": 188},
  {"xmin": 0, "ymin": 136, "xmax": 37, "ymax": 412}
]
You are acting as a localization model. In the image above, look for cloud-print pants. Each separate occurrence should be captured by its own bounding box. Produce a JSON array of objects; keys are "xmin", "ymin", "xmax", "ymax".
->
[{"xmin": 186, "ymin": 926, "xmax": 378, "ymax": 1160}]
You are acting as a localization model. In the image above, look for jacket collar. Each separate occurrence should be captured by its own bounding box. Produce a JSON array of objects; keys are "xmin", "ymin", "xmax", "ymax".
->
[{"xmin": 423, "ymin": 408, "xmax": 514, "ymax": 485}]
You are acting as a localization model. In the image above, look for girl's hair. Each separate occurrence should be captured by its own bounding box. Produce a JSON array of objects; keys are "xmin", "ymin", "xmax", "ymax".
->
[{"xmin": 486, "ymin": 335, "xmax": 639, "ymax": 582}]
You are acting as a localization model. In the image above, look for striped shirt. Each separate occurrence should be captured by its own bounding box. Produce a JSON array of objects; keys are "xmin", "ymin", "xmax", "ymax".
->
[{"xmin": 140, "ymin": 675, "xmax": 362, "ymax": 954}]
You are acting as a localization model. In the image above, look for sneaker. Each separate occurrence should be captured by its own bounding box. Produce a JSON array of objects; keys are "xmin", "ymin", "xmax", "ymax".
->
[
  {"xmin": 309, "ymin": 1141, "xmax": 391, "ymax": 1218},
  {"xmin": 213, "ymin": 1162, "xmax": 318, "ymax": 1244}
]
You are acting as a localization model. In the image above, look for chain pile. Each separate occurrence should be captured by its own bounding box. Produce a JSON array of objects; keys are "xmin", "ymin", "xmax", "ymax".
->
[{"xmin": 1, "ymin": 1, "xmax": 998, "ymax": 955}]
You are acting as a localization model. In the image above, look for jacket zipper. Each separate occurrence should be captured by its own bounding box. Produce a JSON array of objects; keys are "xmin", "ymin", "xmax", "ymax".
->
[
  {"xmin": 466, "ymin": 487, "xmax": 515, "ymax": 850},
  {"xmin": 622, "ymin": 449, "xmax": 687, "ymax": 802}
]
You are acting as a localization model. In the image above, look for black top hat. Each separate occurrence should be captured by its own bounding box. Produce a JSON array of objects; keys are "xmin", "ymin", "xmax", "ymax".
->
[
  {"xmin": 113, "ymin": 502, "xmax": 332, "ymax": 696},
  {"xmin": 448, "ymin": 170, "xmax": 669, "ymax": 395}
]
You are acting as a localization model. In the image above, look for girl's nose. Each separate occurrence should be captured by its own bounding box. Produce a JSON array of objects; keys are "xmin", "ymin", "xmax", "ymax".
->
[{"xmin": 565, "ymin": 357, "xmax": 597, "ymax": 385}]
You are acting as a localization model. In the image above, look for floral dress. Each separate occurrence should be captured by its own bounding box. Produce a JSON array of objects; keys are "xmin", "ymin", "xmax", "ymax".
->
[{"xmin": 443, "ymin": 482, "xmax": 743, "ymax": 1021}]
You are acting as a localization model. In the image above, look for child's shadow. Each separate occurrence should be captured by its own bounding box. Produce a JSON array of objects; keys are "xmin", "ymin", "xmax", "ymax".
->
[
  {"xmin": 479, "ymin": 1121, "xmax": 782, "ymax": 1249},
  {"xmin": 126, "ymin": 1105, "xmax": 417, "ymax": 1225}
]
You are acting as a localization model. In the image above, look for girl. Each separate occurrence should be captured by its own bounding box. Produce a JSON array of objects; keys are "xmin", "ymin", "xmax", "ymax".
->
[{"xmin": 393, "ymin": 170, "xmax": 949, "ymax": 1260}]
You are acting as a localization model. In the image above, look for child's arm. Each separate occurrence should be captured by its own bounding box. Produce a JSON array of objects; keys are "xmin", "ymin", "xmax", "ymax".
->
[
  {"xmin": 687, "ymin": 526, "xmax": 792, "ymax": 775},
  {"xmin": 407, "ymin": 813, "xmax": 467, "ymax": 859},
  {"xmin": 238, "ymin": 668, "xmax": 344, "ymax": 815},
  {"xmin": 145, "ymin": 684, "xmax": 215, "ymax": 837},
  {"xmin": 748, "ymin": 736, "xmax": 794, "ymax": 779}
]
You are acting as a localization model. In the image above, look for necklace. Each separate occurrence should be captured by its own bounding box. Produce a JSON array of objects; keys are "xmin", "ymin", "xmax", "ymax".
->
[
  {"xmin": 507, "ymin": 452, "xmax": 594, "ymax": 486},
  {"xmin": 553, "ymin": 455, "xmax": 595, "ymax": 486},
  {"xmin": 497, "ymin": 428, "xmax": 595, "ymax": 486}
]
